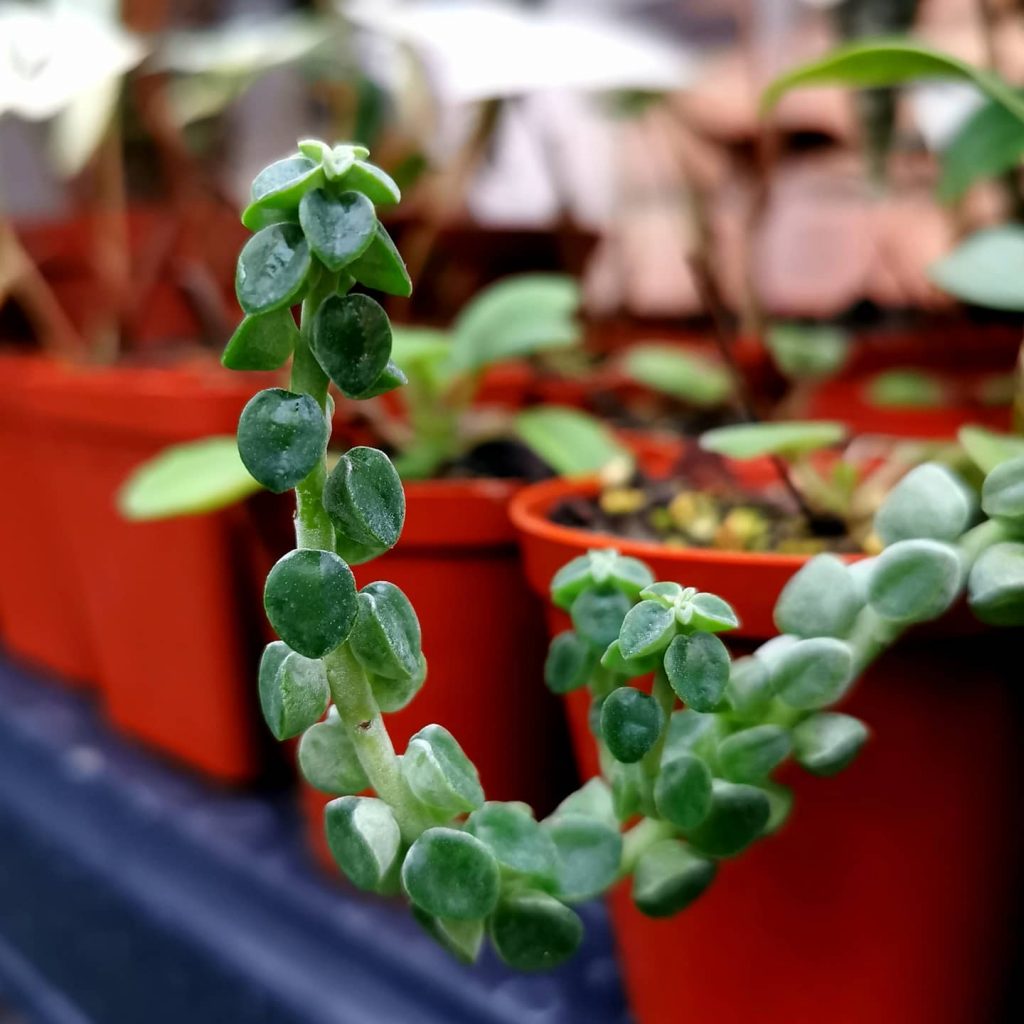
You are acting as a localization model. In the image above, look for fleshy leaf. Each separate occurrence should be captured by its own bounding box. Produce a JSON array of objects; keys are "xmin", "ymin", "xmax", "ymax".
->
[
  {"xmin": 237, "ymin": 388, "xmax": 327, "ymax": 493},
  {"xmin": 489, "ymin": 891, "xmax": 583, "ymax": 971},
  {"xmin": 600, "ymin": 686, "xmax": 665, "ymax": 764},
  {"xmin": 264, "ymin": 548, "xmax": 358, "ymax": 658},
  {"xmin": 570, "ymin": 589, "xmax": 632, "ymax": 648},
  {"xmin": 299, "ymin": 189, "xmax": 377, "ymax": 272},
  {"xmin": 717, "ymin": 725, "xmax": 791, "ymax": 783},
  {"xmin": 632, "ymin": 839, "xmax": 716, "ymax": 918},
  {"xmin": 725, "ymin": 656, "xmax": 774, "ymax": 720},
  {"xmin": 412, "ymin": 908, "xmax": 484, "ymax": 964},
  {"xmin": 929, "ymin": 226, "xmax": 1024, "ymax": 312},
  {"xmin": 259, "ymin": 649, "xmax": 329, "ymax": 741},
  {"xmin": 242, "ymin": 155, "xmax": 324, "ymax": 230},
  {"xmin": 768, "ymin": 637, "xmax": 854, "ymax": 710},
  {"xmin": 323, "ymin": 446, "xmax": 405, "ymax": 551},
  {"xmin": 875, "ymin": 463, "xmax": 976, "ymax": 545},
  {"xmin": 968, "ymin": 541, "xmax": 1024, "ymax": 626},
  {"xmin": 298, "ymin": 708, "xmax": 370, "ymax": 795},
  {"xmin": 685, "ymin": 779, "xmax": 770, "ymax": 858},
  {"xmin": 958, "ymin": 426, "xmax": 1024, "ymax": 475},
  {"xmin": 543, "ymin": 814, "xmax": 623, "ymax": 903},
  {"xmin": 618, "ymin": 600, "xmax": 676, "ymax": 660},
  {"xmin": 622, "ymin": 344, "xmax": 732, "ymax": 407},
  {"xmin": 466, "ymin": 803, "xmax": 558, "ymax": 886},
  {"xmin": 700, "ymin": 421, "xmax": 846, "ymax": 460},
  {"xmin": 982, "ymin": 455, "xmax": 1024, "ymax": 521},
  {"xmin": 773, "ymin": 554, "xmax": 862, "ymax": 638},
  {"xmin": 550, "ymin": 549, "xmax": 654, "ymax": 609},
  {"xmin": 402, "ymin": 827, "xmax": 500, "ymax": 920},
  {"xmin": 311, "ymin": 293, "xmax": 393, "ymax": 398},
  {"xmin": 235, "ymin": 223, "xmax": 311, "ymax": 313},
  {"xmin": 222, "ymin": 308, "xmax": 299, "ymax": 370},
  {"xmin": 340, "ymin": 160, "xmax": 402, "ymax": 204},
  {"xmin": 792, "ymin": 713, "xmax": 869, "ymax": 777},
  {"xmin": 514, "ymin": 406, "xmax": 633, "ymax": 478},
  {"xmin": 866, "ymin": 539, "xmax": 963, "ymax": 623},
  {"xmin": 663, "ymin": 632, "xmax": 731, "ymax": 712},
  {"xmin": 347, "ymin": 581, "xmax": 421, "ymax": 681},
  {"xmin": 347, "ymin": 224, "xmax": 412, "ymax": 296},
  {"xmin": 544, "ymin": 631, "xmax": 598, "ymax": 694},
  {"xmin": 653, "ymin": 752, "xmax": 712, "ymax": 829},
  {"xmin": 402, "ymin": 725, "xmax": 484, "ymax": 815},
  {"xmin": 324, "ymin": 796, "xmax": 401, "ymax": 891}
]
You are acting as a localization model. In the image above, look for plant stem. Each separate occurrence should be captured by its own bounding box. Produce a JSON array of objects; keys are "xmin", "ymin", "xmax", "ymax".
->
[{"xmin": 323, "ymin": 645, "xmax": 432, "ymax": 842}]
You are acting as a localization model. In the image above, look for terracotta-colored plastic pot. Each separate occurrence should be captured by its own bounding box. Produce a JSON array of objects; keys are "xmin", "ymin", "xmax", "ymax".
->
[
  {"xmin": 297, "ymin": 476, "xmax": 572, "ymax": 872},
  {"xmin": 0, "ymin": 354, "xmax": 97, "ymax": 683},
  {"xmin": 510, "ymin": 474, "xmax": 1019, "ymax": 1024},
  {"xmin": 22, "ymin": 361, "xmax": 272, "ymax": 781}
]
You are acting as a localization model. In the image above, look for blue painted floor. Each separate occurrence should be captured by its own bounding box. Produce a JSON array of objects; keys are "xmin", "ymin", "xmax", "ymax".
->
[{"xmin": 0, "ymin": 656, "xmax": 632, "ymax": 1024}]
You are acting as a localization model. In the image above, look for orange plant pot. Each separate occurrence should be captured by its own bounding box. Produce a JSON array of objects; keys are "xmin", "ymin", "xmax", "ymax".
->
[
  {"xmin": 0, "ymin": 354, "xmax": 97, "ymax": 683},
  {"xmin": 23, "ymin": 361, "xmax": 272, "ymax": 781},
  {"xmin": 510, "ymin": 474, "xmax": 1019, "ymax": 1024}
]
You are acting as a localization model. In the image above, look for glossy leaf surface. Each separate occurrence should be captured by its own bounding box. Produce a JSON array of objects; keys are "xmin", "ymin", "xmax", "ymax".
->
[
  {"xmin": 222, "ymin": 307, "xmax": 299, "ymax": 370},
  {"xmin": 312, "ymin": 293, "xmax": 393, "ymax": 398},
  {"xmin": 600, "ymin": 686, "xmax": 665, "ymax": 764},
  {"xmin": 235, "ymin": 223, "xmax": 311, "ymax": 313},
  {"xmin": 402, "ymin": 725, "xmax": 484, "ymax": 815},
  {"xmin": 299, "ymin": 189, "xmax": 377, "ymax": 272},
  {"xmin": 618, "ymin": 600, "xmax": 676, "ymax": 660},
  {"xmin": 325, "ymin": 796, "xmax": 401, "ymax": 891},
  {"xmin": 237, "ymin": 388, "xmax": 327, "ymax": 493},
  {"xmin": 259, "ymin": 649, "xmax": 329, "ymax": 741},
  {"xmin": 347, "ymin": 224, "xmax": 412, "ymax": 296},
  {"xmin": 323, "ymin": 446, "xmax": 405, "ymax": 551},
  {"xmin": 348, "ymin": 581, "xmax": 421, "ymax": 681}
]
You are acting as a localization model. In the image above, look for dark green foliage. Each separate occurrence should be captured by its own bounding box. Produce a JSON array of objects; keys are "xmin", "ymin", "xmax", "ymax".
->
[{"xmin": 237, "ymin": 388, "xmax": 327, "ymax": 493}]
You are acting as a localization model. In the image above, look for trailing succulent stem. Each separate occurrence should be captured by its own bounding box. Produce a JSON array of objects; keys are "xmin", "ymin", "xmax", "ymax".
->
[{"xmin": 227, "ymin": 142, "xmax": 1024, "ymax": 973}]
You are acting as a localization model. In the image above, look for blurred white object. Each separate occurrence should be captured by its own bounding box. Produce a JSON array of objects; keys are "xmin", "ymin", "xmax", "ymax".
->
[
  {"xmin": 911, "ymin": 81, "xmax": 986, "ymax": 152},
  {"xmin": 346, "ymin": 0, "xmax": 693, "ymax": 103},
  {"xmin": 0, "ymin": 0, "xmax": 145, "ymax": 175}
]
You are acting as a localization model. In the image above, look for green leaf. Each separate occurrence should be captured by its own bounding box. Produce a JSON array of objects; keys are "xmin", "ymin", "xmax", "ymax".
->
[
  {"xmin": 325, "ymin": 796, "xmax": 401, "ymax": 891},
  {"xmin": 264, "ymin": 548, "xmax": 358, "ymax": 659},
  {"xmin": 686, "ymin": 592, "xmax": 740, "ymax": 633},
  {"xmin": 768, "ymin": 637, "xmax": 854, "ymax": 710},
  {"xmin": 490, "ymin": 891, "xmax": 583, "ymax": 971},
  {"xmin": 323, "ymin": 446, "xmax": 405, "ymax": 551},
  {"xmin": 347, "ymin": 224, "xmax": 412, "ymax": 297},
  {"xmin": 876, "ymin": 463, "xmax": 976, "ymax": 545},
  {"xmin": 968, "ymin": 541, "xmax": 1024, "ymax": 626},
  {"xmin": 348, "ymin": 581, "xmax": 421, "ymax": 681},
  {"xmin": 866, "ymin": 368, "xmax": 945, "ymax": 407},
  {"xmin": 792, "ymin": 713, "xmax": 869, "ymax": 777},
  {"xmin": 929, "ymin": 226, "xmax": 1024, "ymax": 312},
  {"xmin": 448, "ymin": 275, "xmax": 580, "ymax": 372},
  {"xmin": 600, "ymin": 687, "xmax": 665, "ymax": 764},
  {"xmin": 257, "ymin": 641, "xmax": 290, "ymax": 724},
  {"xmin": 334, "ymin": 532, "xmax": 390, "ymax": 567},
  {"xmin": 685, "ymin": 779, "xmax": 770, "ymax": 858},
  {"xmin": 632, "ymin": 839, "xmax": 716, "ymax": 918},
  {"xmin": 118, "ymin": 437, "xmax": 262, "ymax": 520},
  {"xmin": 235, "ymin": 223, "xmax": 311, "ymax": 313},
  {"xmin": 340, "ymin": 160, "xmax": 402, "ymax": 205},
  {"xmin": 370, "ymin": 652, "xmax": 428, "ymax": 714},
  {"xmin": 466, "ymin": 803, "xmax": 558, "ymax": 885},
  {"xmin": 242, "ymin": 155, "xmax": 324, "ymax": 230},
  {"xmin": 514, "ymin": 406, "xmax": 633, "ymax": 478},
  {"xmin": 222, "ymin": 308, "xmax": 299, "ymax": 370},
  {"xmin": 663, "ymin": 632, "xmax": 731, "ymax": 712},
  {"xmin": 760, "ymin": 781, "xmax": 794, "ymax": 834},
  {"xmin": 550, "ymin": 550, "xmax": 654, "ymax": 610},
  {"xmin": 610, "ymin": 761, "xmax": 646, "ymax": 822},
  {"xmin": 259, "ymin": 649, "xmax": 329, "ymax": 741},
  {"xmin": 618, "ymin": 600, "xmax": 676, "ymax": 660},
  {"xmin": 411, "ymin": 908, "xmax": 484, "ymax": 964},
  {"xmin": 764, "ymin": 323, "xmax": 849, "ymax": 381},
  {"xmin": 544, "ymin": 631, "xmax": 598, "ymax": 694},
  {"xmin": 570, "ymin": 589, "xmax": 632, "ymax": 648},
  {"xmin": 298, "ymin": 189, "xmax": 377, "ymax": 272},
  {"xmin": 773, "ymin": 554, "xmax": 863, "ymax": 638},
  {"xmin": 311, "ymin": 293, "xmax": 393, "ymax": 398},
  {"xmin": 402, "ymin": 827, "xmax": 501, "ymax": 920},
  {"xmin": 551, "ymin": 779, "xmax": 617, "ymax": 830},
  {"xmin": 867, "ymin": 539, "xmax": 963, "ymax": 623},
  {"xmin": 762, "ymin": 38, "xmax": 1024, "ymax": 125},
  {"xmin": 938, "ymin": 93, "xmax": 1024, "ymax": 202},
  {"xmin": 700, "ymin": 421, "xmax": 847, "ymax": 460},
  {"xmin": 654, "ymin": 752, "xmax": 712, "ymax": 829},
  {"xmin": 717, "ymin": 725, "xmax": 791, "ymax": 783},
  {"xmin": 237, "ymin": 388, "xmax": 328, "ymax": 493},
  {"xmin": 959, "ymin": 426, "xmax": 1024, "ymax": 474},
  {"xmin": 600, "ymin": 639, "xmax": 662, "ymax": 677},
  {"xmin": 402, "ymin": 725, "xmax": 484, "ymax": 815},
  {"xmin": 725, "ymin": 656, "xmax": 773, "ymax": 720},
  {"xmin": 543, "ymin": 814, "xmax": 623, "ymax": 903},
  {"xmin": 622, "ymin": 344, "xmax": 732, "ymax": 406},
  {"xmin": 350, "ymin": 359, "xmax": 408, "ymax": 399},
  {"xmin": 298, "ymin": 708, "xmax": 370, "ymax": 795},
  {"xmin": 661, "ymin": 710, "xmax": 722, "ymax": 764},
  {"xmin": 982, "ymin": 455, "xmax": 1024, "ymax": 521}
]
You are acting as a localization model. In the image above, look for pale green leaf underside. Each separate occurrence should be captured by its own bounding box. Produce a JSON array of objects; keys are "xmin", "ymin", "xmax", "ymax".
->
[
  {"xmin": 928, "ymin": 226, "xmax": 1024, "ymax": 312},
  {"xmin": 514, "ymin": 406, "xmax": 634, "ymax": 478},
  {"xmin": 700, "ymin": 421, "xmax": 847, "ymax": 460}
]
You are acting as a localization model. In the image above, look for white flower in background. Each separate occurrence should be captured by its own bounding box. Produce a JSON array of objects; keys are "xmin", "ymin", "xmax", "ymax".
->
[{"xmin": 0, "ymin": 0, "xmax": 145, "ymax": 175}]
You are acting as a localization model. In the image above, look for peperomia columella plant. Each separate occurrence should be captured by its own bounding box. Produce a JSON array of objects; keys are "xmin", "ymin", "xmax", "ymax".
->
[{"xmin": 225, "ymin": 141, "xmax": 1024, "ymax": 972}]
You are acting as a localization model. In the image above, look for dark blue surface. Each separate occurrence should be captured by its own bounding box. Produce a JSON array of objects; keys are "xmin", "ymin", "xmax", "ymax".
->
[{"xmin": 0, "ymin": 657, "xmax": 632, "ymax": 1024}]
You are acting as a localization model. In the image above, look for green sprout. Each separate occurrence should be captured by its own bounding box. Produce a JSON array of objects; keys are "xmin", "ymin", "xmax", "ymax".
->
[{"xmin": 218, "ymin": 141, "xmax": 1024, "ymax": 972}]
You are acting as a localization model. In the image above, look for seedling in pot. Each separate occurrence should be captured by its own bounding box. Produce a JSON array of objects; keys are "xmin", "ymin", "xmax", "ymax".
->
[{"xmin": 209, "ymin": 141, "xmax": 1024, "ymax": 973}]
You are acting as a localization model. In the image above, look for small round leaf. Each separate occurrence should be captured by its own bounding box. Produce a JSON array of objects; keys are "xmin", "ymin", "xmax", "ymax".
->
[
  {"xmin": 490, "ymin": 891, "xmax": 583, "ymax": 971},
  {"xmin": 411, "ymin": 908, "xmax": 484, "ymax": 964},
  {"xmin": 237, "ymin": 388, "xmax": 327, "ymax": 493},
  {"xmin": 876, "ymin": 463, "xmax": 976, "ymax": 545},
  {"xmin": 867, "ymin": 539, "xmax": 963, "ymax": 623},
  {"xmin": 725, "ymin": 656, "xmax": 774, "ymax": 720},
  {"xmin": 299, "ymin": 189, "xmax": 377, "ymax": 272},
  {"xmin": 325, "ymin": 796, "xmax": 400, "ymax": 891},
  {"xmin": 222, "ymin": 308, "xmax": 299, "ymax": 370},
  {"xmin": 402, "ymin": 725, "xmax": 484, "ymax": 815},
  {"xmin": 347, "ymin": 224, "xmax": 412, "ymax": 296},
  {"xmin": 298, "ymin": 708, "xmax": 370, "ymax": 795},
  {"xmin": 968, "ymin": 541, "xmax": 1024, "ymax": 625},
  {"xmin": 773, "ymin": 554, "xmax": 862, "ymax": 639},
  {"xmin": 551, "ymin": 550, "xmax": 653, "ymax": 609},
  {"xmin": 982, "ymin": 455, "xmax": 1024, "ymax": 521},
  {"xmin": 768, "ymin": 637, "xmax": 853, "ymax": 710},
  {"xmin": 632, "ymin": 840, "xmax": 716, "ymax": 918},
  {"xmin": 686, "ymin": 780, "xmax": 770, "ymax": 857},
  {"xmin": 654, "ymin": 752, "xmax": 712, "ymax": 829},
  {"xmin": 323, "ymin": 446, "xmax": 405, "ymax": 551},
  {"xmin": 235, "ymin": 223, "xmax": 311, "ymax": 314},
  {"xmin": 340, "ymin": 160, "xmax": 402, "ymax": 204},
  {"xmin": 663, "ymin": 632, "xmax": 730, "ymax": 712},
  {"xmin": 544, "ymin": 631, "xmax": 598, "ymax": 694},
  {"xmin": 618, "ymin": 600, "xmax": 676, "ymax": 660},
  {"xmin": 370, "ymin": 652, "xmax": 428, "ymax": 714},
  {"xmin": 792, "ymin": 713, "xmax": 869, "ymax": 777},
  {"xmin": 466, "ymin": 803, "xmax": 558, "ymax": 885},
  {"xmin": 259, "ymin": 649, "xmax": 329, "ymax": 741},
  {"xmin": 543, "ymin": 814, "xmax": 623, "ymax": 903},
  {"xmin": 264, "ymin": 548, "xmax": 358, "ymax": 658},
  {"xmin": 402, "ymin": 827, "xmax": 500, "ymax": 920},
  {"xmin": 242, "ymin": 156, "xmax": 324, "ymax": 229},
  {"xmin": 717, "ymin": 725, "xmax": 791, "ymax": 783},
  {"xmin": 570, "ymin": 589, "xmax": 632, "ymax": 648},
  {"xmin": 311, "ymin": 293, "xmax": 393, "ymax": 398},
  {"xmin": 600, "ymin": 686, "xmax": 665, "ymax": 764},
  {"xmin": 348, "ymin": 581, "xmax": 421, "ymax": 681}
]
